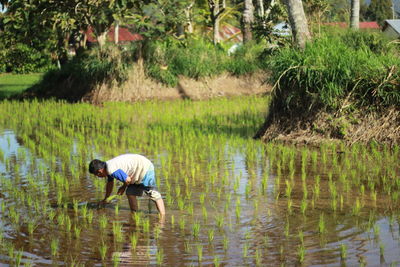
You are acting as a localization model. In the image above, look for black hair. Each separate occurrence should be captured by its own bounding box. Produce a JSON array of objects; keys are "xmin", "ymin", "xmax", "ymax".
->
[{"xmin": 88, "ymin": 159, "xmax": 106, "ymax": 174}]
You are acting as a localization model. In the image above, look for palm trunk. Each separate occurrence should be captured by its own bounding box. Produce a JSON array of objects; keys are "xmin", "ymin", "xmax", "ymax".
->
[
  {"xmin": 350, "ymin": 0, "xmax": 360, "ymax": 29},
  {"xmin": 285, "ymin": 0, "xmax": 311, "ymax": 49},
  {"xmin": 243, "ymin": 0, "xmax": 255, "ymax": 43}
]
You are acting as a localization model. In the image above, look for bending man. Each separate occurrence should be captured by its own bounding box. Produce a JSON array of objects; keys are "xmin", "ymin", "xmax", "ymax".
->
[{"xmin": 89, "ymin": 154, "xmax": 165, "ymax": 215}]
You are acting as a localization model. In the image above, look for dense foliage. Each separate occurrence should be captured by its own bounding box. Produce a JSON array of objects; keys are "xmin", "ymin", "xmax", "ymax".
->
[
  {"xmin": 268, "ymin": 30, "xmax": 400, "ymax": 115},
  {"xmin": 143, "ymin": 38, "xmax": 267, "ymax": 86}
]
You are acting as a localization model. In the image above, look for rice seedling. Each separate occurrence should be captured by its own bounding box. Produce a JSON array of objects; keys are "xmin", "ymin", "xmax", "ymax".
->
[
  {"xmin": 87, "ymin": 210, "xmax": 94, "ymax": 223},
  {"xmin": 142, "ymin": 217, "xmax": 150, "ymax": 233},
  {"xmin": 208, "ymin": 229, "xmax": 214, "ymax": 243},
  {"xmin": 99, "ymin": 215, "xmax": 108, "ymax": 230},
  {"xmin": 192, "ymin": 221, "xmax": 200, "ymax": 238},
  {"xmin": 14, "ymin": 250, "xmax": 23, "ymax": 266},
  {"xmin": 243, "ymin": 242, "xmax": 248, "ymax": 258},
  {"xmin": 202, "ymin": 206, "xmax": 208, "ymax": 222},
  {"xmin": 112, "ymin": 252, "xmax": 120, "ymax": 267},
  {"xmin": 74, "ymin": 225, "xmax": 81, "ymax": 239},
  {"xmin": 298, "ymin": 244, "xmax": 305, "ymax": 263},
  {"xmin": 98, "ymin": 242, "xmax": 108, "ymax": 261},
  {"xmin": 179, "ymin": 217, "xmax": 186, "ymax": 231},
  {"xmin": 51, "ymin": 238, "xmax": 59, "ymax": 256},
  {"xmin": 27, "ymin": 221, "xmax": 37, "ymax": 236}
]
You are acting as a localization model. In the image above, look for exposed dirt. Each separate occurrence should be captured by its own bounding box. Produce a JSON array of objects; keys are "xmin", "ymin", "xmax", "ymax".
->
[
  {"xmin": 257, "ymin": 107, "xmax": 400, "ymax": 146},
  {"xmin": 82, "ymin": 62, "xmax": 272, "ymax": 103}
]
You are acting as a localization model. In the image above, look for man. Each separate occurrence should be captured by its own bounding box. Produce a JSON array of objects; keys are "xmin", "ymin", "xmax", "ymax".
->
[{"xmin": 89, "ymin": 154, "xmax": 165, "ymax": 215}]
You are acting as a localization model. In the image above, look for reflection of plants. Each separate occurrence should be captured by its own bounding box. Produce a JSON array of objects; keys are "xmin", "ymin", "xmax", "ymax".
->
[
  {"xmin": 298, "ymin": 244, "xmax": 305, "ymax": 263},
  {"xmin": 197, "ymin": 244, "xmax": 203, "ymax": 262},
  {"xmin": 318, "ymin": 213, "xmax": 325, "ymax": 234},
  {"xmin": 99, "ymin": 242, "xmax": 108, "ymax": 261},
  {"xmin": 130, "ymin": 233, "xmax": 138, "ymax": 251},
  {"xmin": 340, "ymin": 244, "xmax": 347, "ymax": 260},
  {"xmin": 156, "ymin": 248, "xmax": 164, "ymax": 265}
]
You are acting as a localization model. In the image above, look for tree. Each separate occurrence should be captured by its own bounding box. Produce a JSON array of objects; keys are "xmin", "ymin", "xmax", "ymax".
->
[
  {"xmin": 242, "ymin": 0, "xmax": 254, "ymax": 42},
  {"xmin": 208, "ymin": 0, "xmax": 226, "ymax": 44},
  {"xmin": 350, "ymin": 0, "xmax": 359, "ymax": 29},
  {"xmin": 285, "ymin": 0, "xmax": 311, "ymax": 49},
  {"xmin": 366, "ymin": 0, "xmax": 392, "ymax": 26}
]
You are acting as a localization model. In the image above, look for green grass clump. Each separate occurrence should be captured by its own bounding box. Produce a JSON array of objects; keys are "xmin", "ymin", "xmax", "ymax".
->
[{"xmin": 268, "ymin": 30, "xmax": 399, "ymax": 116}]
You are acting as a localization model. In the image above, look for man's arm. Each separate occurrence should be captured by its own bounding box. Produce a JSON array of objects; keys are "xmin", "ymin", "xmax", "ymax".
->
[
  {"xmin": 103, "ymin": 180, "xmax": 114, "ymax": 202},
  {"xmin": 117, "ymin": 176, "xmax": 132, "ymax": 195}
]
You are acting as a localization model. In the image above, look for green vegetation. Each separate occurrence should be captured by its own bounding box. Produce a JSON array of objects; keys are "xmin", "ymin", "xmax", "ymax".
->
[
  {"xmin": 144, "ymin": 38, "xmax": 266, "ymax": 86},
  {"xmin": 268, "ymin": 30, "xmax": 399, "ymax": 116},
  {"xmin": 0, "ymin": 73, "xmax": 42, "ymax": 99}
]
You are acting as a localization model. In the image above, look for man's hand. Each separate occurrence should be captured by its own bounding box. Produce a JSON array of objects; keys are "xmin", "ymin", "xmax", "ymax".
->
[{"xmin": 117, "ymin": 185, "xmax": 127, "ymax": 195}]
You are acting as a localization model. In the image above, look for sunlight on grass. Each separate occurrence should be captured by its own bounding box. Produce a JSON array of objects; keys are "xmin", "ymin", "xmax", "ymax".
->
[{"xmin": 0, "ymin": 73, "xmax": 42, "ymax": 98}]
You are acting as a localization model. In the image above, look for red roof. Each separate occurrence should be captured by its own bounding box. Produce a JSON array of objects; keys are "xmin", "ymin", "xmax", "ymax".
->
[
  {"xmin": 323, "ymin": 22, "xmax": 380, "ymax": 29},
  {"xmin": 85, "ymin": 26, "xmax": 143, "ymax": 43},
  {"xmin": 360, "ymin": 22, "xmax": 380, "ymax": 29}
]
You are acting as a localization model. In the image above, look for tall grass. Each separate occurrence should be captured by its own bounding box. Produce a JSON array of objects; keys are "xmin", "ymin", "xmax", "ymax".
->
[
  {"xmin": 143, "ymin": 38, "xmax": 266, "ymax": 86},
  {"xmin": 268, "ymin": 30, "xmax": 400, "ymax": 116}
]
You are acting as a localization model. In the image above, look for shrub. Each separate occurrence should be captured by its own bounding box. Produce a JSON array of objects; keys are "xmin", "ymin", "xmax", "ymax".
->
[
  {"xmin": 4, "ymin": 44, "xmax": 53, "ymax": 73},
  {"xmin": 34, "ymin": 45, "xmax": 132, "ymax": 99},
  {"xmin": 143, "ymin": 38, "xmax": 265, "ymax": 86}
]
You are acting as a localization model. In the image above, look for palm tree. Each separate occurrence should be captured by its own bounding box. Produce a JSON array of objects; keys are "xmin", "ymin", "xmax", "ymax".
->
[
  {"xmin": 285, "ymin": 0, "xmax": 311, "ymax": 49},
  {"xmin": 242, "ymin": 0, "xmax": 254, "ymax": 42}
]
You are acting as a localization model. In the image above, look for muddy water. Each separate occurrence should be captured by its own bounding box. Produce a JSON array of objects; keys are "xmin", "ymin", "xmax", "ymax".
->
[{"xmin": 0, "ymin": 129, "xmax": 400, "ymax": 266}]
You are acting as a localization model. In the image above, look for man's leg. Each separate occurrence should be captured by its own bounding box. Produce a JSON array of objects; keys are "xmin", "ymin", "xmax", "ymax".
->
[
  {"xmin": 127, "ymin": 194, "xmax": 138, "ymax": 212},
  {"xmin": 154, "ymin": 198, "xmax": 165, "ymax": 216}
]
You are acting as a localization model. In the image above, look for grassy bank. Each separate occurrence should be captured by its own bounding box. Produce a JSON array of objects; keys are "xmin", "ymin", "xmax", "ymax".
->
[
  {"xmin": 269, "ymin": 30, "xmax": 399, "ymax": 114},
  {"xmin": 26, "ymin": 38, "xmax": 267, "ymax": 100},
  {"xmin": 256, "ymin": 30, "xmax": 400, "ymax": 145},
  {"xmin": 0, "ymin": 73, "xmax": 43, "ymax": 99}
]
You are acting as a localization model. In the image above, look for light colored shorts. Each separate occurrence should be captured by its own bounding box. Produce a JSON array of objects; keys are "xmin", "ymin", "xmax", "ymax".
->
[
  {"xmin": 126, "ymin": 166, "xmax": 161, "ymax": 201},
  {"xmin": 125, "ymin": 184, "xmax": 161, "ymax": 201}
]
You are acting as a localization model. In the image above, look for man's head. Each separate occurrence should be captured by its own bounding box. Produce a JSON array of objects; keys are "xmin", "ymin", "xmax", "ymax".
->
[{"xmin": 89, "ymin": 159, "xmax": 107, "ymax": 177}]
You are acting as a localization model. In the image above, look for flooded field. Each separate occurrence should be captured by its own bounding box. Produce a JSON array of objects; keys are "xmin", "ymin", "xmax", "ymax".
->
[{"xmin": 0, "ymin": 96, "xmax": 399, "ymax": 266}]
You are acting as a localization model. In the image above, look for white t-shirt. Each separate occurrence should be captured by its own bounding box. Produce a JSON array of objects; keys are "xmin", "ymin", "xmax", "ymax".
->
[{"xmin": 106, "ymin": 154, "xmax": 152, "ymax": 184}]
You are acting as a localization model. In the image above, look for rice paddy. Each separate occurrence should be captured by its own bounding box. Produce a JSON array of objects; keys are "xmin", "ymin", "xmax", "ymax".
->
[{"xmin": 0, "ymin": 96, "xmax": 399, "ymax": 266}]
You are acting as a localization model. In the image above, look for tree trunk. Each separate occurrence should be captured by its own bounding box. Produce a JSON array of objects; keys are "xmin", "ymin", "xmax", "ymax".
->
[
  {"xmin": 114, "ymin": 21, "xmax": 119, "ymax": 44},
  {"xmin": 285, "ymin": 0, "xmax": 311, "ymax": 49},
  {"xmin": 97, "ymin": 31, "xmax": 108, "ymax": 48},
  {"xmin": 350, "ymin": 0, "xmax": 360, "ymax": 29},
  {"xmin": 243, "ymin": 0, "xmax": 255, "ymax": 43},
  {"xmin": 213, "ymin": 16, "xmax": 221, "ymax": 44},
  {"xmin": 208, "ymin": 0, "xmax": 226, "ymax": 44},
  {"xmin": 185, "ymin": 2, "xmax": 194, "ymax": 34},
  {"xmin": 257, "ymin": 0, "xmax": 264, "ymax": 18}
]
